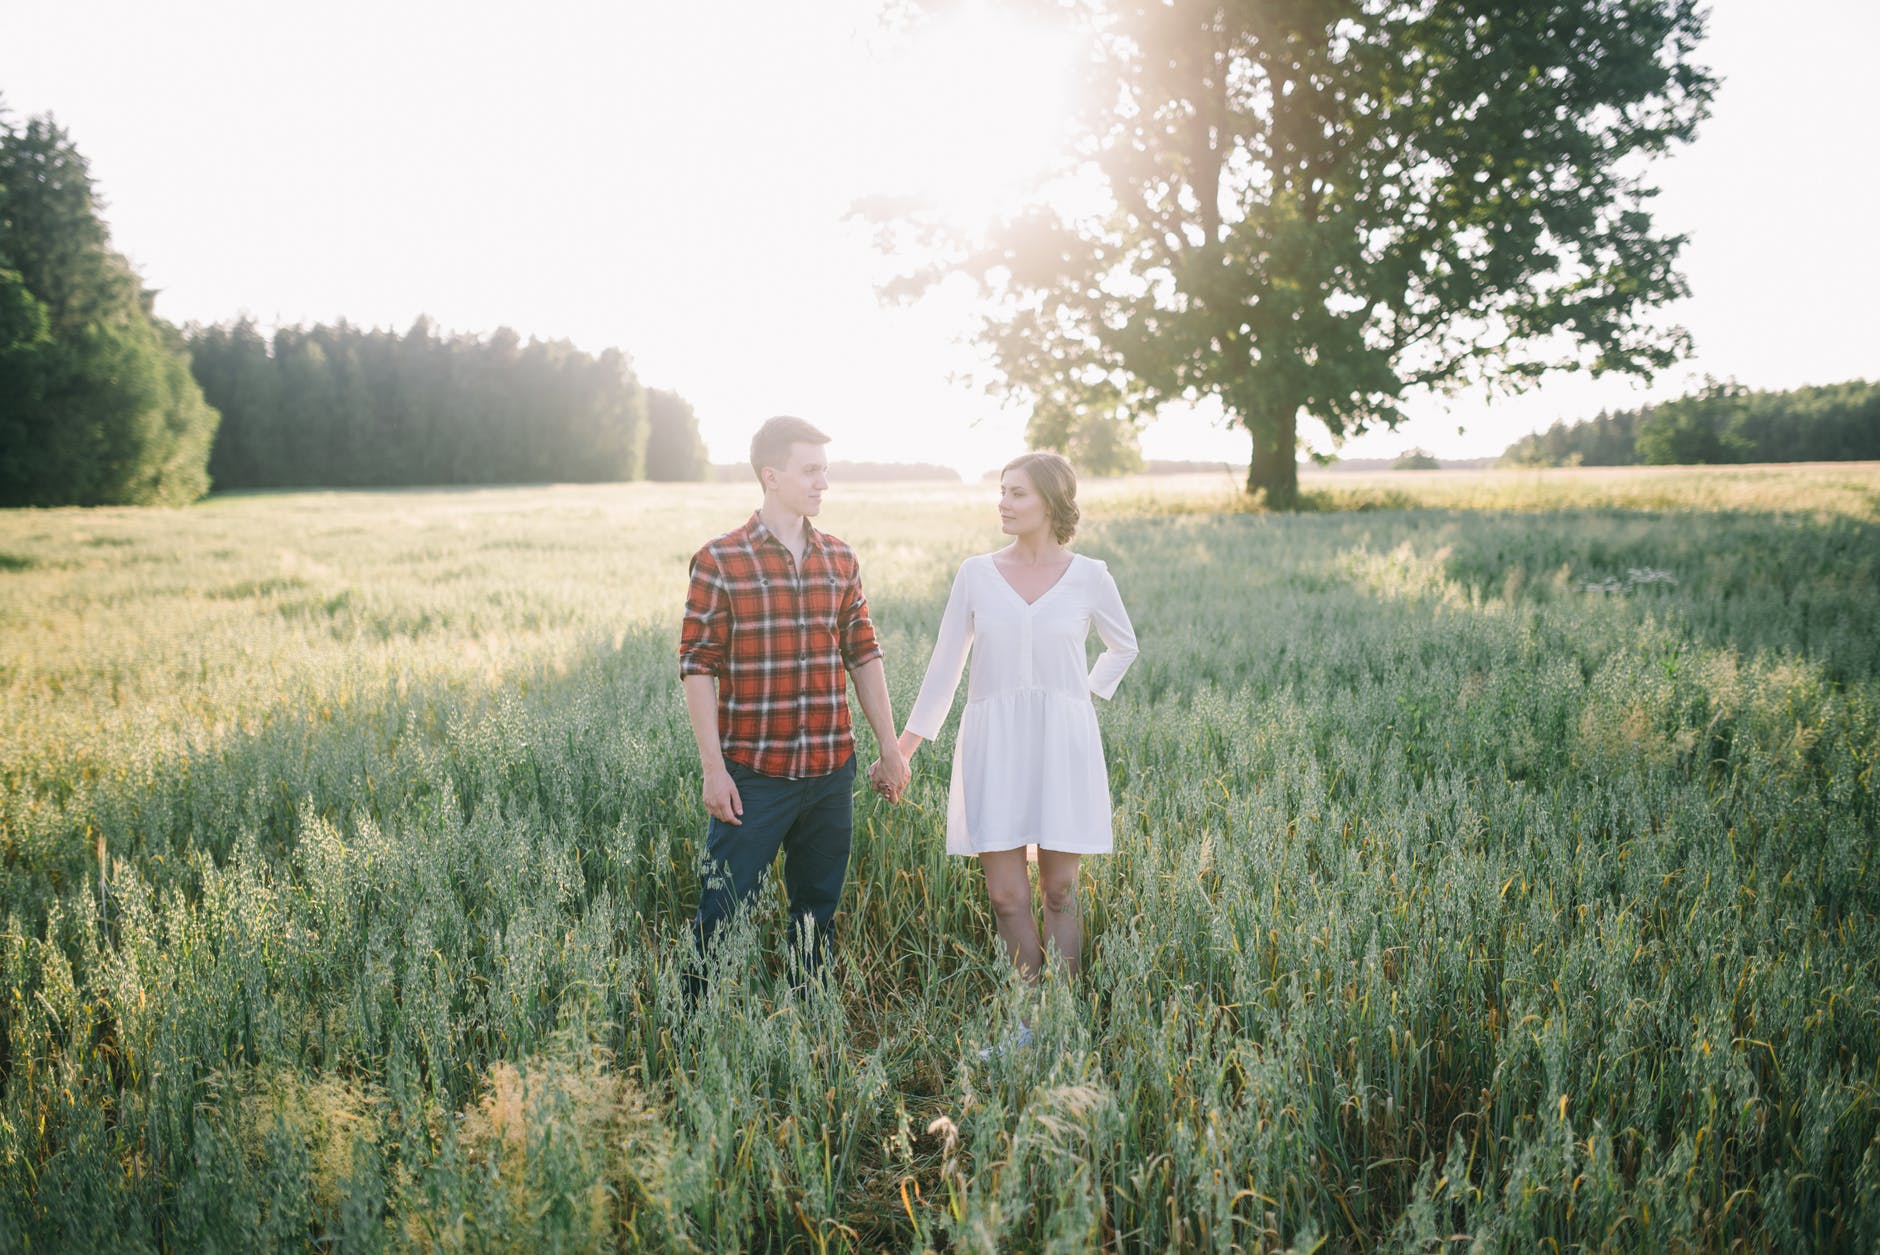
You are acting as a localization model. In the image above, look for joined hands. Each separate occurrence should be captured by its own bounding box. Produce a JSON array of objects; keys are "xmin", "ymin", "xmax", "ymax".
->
[
  {"xmin": 867, "ymin": 729, "xmax": 924, "ymax": 804},
  {"xmin": 867, "ymin": 749, "xmax": 910, "ymax": 804}
]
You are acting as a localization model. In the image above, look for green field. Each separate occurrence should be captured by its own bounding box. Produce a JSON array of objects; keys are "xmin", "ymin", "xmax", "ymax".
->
[{"xmin": 2, "ymin": 466, "xmax": 1877, "ymax": 1251}]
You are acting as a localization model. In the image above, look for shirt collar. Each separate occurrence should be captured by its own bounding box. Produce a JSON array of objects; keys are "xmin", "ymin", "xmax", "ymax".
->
[{"xmin": 745, "ymin": 510, "xmax": 826, "ymax": 556}]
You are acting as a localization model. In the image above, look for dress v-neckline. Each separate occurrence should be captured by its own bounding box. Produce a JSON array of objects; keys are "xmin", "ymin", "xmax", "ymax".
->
[{"xmin": 991, "ymin": 553, "xmax": 1076, "ymax": 608}]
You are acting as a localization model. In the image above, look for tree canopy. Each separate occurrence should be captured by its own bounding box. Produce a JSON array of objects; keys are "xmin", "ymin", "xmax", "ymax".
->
[
  {"xmin": 0, "ymin": 108, "xmax": 219, "ymax": 506},
  {"xmin": 880, "ymin": 0, "xmax": 1714, "ymax": 507},
  {"xmin": 1392, "ymin": 448, "xmax": 1441, "ymax": 470}
]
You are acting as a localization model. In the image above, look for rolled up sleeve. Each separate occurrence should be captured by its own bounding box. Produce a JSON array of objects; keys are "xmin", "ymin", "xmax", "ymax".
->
[
  {"xmin": 678, "ymin": 548, "xmax": 729, "ymax": 677},
  {"xmin": 837, "ymin": 555, "xmax": 883, "ymax": 671}
]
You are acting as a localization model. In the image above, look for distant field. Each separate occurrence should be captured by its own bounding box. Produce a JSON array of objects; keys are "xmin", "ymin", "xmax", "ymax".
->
[
  {"xmin": 2, "ymin": 465, "xmax": 1876, "ymax": 1250},
  {"xmin": 1100, "ymin": 460, "xmax": 1880, "ymax": 518}
]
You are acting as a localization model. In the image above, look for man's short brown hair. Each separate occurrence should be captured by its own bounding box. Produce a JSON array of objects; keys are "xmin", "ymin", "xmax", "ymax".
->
[{"xmin": 750, "ymin": 416, "xmax": 831, "ymax": 484}]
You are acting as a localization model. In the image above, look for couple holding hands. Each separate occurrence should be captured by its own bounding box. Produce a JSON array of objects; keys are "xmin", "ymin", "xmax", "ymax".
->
[{"xmin": 678, "ymin": 416, "xmax": 1137, "ymax": 1002}]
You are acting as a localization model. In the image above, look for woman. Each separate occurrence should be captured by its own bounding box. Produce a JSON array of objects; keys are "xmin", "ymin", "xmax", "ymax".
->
[{"xmin": 885, "ymin": 451, "xmax": 1138, "ymax": 994}]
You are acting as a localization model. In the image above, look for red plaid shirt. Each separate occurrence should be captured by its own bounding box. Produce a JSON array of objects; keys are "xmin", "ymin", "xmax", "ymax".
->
[{"xmin": 679, "ymin": 512, "xmax": 882, "ymax": 778}]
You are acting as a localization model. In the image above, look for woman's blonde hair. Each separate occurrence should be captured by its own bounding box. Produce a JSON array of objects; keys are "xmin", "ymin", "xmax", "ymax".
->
[{"xmin": 1002, "ymin": 451, "xmax": 1079, "ymax": 544}]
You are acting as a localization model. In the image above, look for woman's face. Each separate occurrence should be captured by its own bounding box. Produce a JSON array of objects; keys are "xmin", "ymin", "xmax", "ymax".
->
[{"xmin": 999, "ymin": 467, "xmax": 1049, "ymax": 538}]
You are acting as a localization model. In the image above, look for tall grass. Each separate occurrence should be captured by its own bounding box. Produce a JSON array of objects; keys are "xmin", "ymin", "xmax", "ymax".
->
[{"xmin": 1, "ymin": 466, "xmax": 1877, "ymax": 1250}]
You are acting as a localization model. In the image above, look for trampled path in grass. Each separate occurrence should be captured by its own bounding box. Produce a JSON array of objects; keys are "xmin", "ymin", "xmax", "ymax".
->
[{"xmin": 1, "ymin": 466, "xmax": 1876, "ymax": 1250}]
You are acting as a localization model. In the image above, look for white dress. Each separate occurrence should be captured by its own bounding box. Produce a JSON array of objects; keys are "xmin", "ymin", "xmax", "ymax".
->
[{"xmin": 904, "ymin": 552, "xmax": 1139, "ymax": 856}]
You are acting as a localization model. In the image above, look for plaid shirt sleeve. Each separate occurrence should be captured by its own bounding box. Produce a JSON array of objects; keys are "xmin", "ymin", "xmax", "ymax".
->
[
  {"xmin": 836, "ymin": 547, "xmax": 882, "ymax": 671},
  {"xmin": 678, "ymin": 546, "xmax": 729, "ymax": 677}
]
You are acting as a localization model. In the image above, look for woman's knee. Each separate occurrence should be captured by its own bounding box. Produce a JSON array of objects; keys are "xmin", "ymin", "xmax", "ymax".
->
[
  {"xmin": 983, "ymin": 872, "xmax": 1034, "ymax": 918},
  {"xmin": 1041, "ymin": 877, "xmax": 1079, "ymax": 916}
]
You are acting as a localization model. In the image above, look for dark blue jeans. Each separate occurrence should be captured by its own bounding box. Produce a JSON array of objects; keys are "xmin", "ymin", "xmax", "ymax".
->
[{"xmin": 691, "ymin": 754, "xmax": 856, "ymax": 990}]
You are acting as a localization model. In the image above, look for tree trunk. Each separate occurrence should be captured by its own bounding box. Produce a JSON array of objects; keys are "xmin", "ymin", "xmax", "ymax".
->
[{"xmin": 1244, "ymin": 398, "xmax": 1301, "ymax": 510}]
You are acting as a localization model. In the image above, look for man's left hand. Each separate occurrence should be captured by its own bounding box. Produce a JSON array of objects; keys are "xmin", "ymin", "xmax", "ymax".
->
[{"xmin": 868, "ymin": 751, "xmax": 910, "ymax": 804}]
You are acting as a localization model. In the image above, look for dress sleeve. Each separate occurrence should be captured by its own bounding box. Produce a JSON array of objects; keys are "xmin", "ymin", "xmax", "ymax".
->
[
  {"xmin": 903, "ymin": 560, "xmax": 975, "ymax": 740},
  {"xmin": 1086, "ymin": 559, "xmax": 1138, "ymax": 700}
]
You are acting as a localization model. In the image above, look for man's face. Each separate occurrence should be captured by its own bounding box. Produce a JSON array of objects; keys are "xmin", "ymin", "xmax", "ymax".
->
[{"xmin": 764, "ymin": 441, "xmax": 829, "ymax": 517}]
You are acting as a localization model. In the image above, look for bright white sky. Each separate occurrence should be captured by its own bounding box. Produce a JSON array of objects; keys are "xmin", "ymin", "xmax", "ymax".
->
[{"xmin": 3, "ymin": 0, "xmax": 1874, "ymax": 477}]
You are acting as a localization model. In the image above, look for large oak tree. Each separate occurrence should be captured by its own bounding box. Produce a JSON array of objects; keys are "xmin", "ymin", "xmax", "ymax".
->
[{"xmin": 884, "ymin": 0, "xmax": 1714, "ymax": 506}]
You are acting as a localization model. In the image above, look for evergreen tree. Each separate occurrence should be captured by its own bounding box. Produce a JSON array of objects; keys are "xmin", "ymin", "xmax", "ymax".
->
[
  {"xmin": 0, "ymin": 109, "xmax": 218, "ymax": 506},
  {"xmin": 0, "ymin": 269, "xmax": 57, "ymax": 499},
  {"xmin": 644, "ymin": 387, "xmax": 710, "ymax": 481},
  {"xmin": 192, "ymin": 318, "xmax": 279, "ymax": 488}
]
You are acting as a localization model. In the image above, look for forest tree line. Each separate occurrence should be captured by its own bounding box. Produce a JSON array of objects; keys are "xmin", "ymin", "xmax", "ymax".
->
[
  {"xmin": 188, "ymin": 319, "xmax": 708, "ymax": 490},
  {"xmin": 7, "ymin": 93, "xmax": 1876, "ymax": 507},
  {"xmin": 1, "ymin": 103, "xmax": 707, "ymax": 506},
  {"xmin": 1501, "ymin": 379, "xmax": 1880, "ymax": 467}
]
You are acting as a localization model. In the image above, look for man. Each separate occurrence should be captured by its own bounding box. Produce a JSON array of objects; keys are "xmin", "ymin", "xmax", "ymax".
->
[{"xmin": 678, "ymin": 416, "xmax": 910, "ymax": 993}]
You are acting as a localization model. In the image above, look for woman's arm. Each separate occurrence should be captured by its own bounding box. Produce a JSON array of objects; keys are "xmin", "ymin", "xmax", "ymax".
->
[
  {"xmin": 1087, "ymin": 560, "xmax": 1139, "ymax": 700},
  {"xmin": 902, "ymin": 561, "xmax": 975, "ymax": 743}
]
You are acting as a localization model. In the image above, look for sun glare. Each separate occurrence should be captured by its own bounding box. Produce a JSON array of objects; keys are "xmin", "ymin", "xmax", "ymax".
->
[{"xmin": 864, "ymin": 3, "xmax": 1080, "ymax": 228}]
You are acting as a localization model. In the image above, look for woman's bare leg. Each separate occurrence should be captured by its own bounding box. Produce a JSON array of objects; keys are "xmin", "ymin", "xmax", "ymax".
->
[
  {"xmin": 1037, "ymin": 849, "xmax": 1083, "ymax": 979},
  {"xmin": 978, "ymin": 848, "xmax": 1042, "ymax": 983}
]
